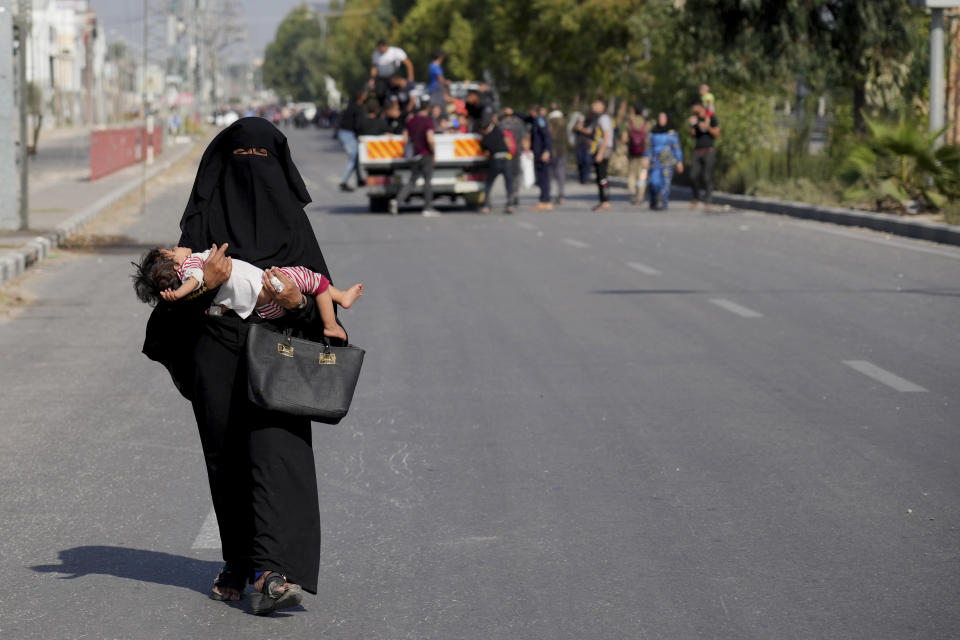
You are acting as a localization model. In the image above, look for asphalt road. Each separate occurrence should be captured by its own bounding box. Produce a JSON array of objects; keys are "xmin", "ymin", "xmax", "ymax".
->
[{"xmin": 1, "ymin": 128, "xmax": 958, "ymax": 640}]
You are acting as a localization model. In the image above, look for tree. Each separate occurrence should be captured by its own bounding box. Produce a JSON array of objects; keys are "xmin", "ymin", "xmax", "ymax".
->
[{"xmin": 262, "ymin": 5, "xmax": 329, "ymax": 102}]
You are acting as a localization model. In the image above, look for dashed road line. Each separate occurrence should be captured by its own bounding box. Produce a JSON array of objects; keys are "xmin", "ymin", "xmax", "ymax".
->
[
  {"xmin": 843, "ymin": 360, "xmax": 928, "ymax": 393},
  {"xmin": 192, "ymin": 507, "xmax": 221, "ymax": 549},
  {"xmin": 563, "ymin": 238, "xmax": 590, "ymax": 249},
  {"xmin": 709, "ymin": 298, "xmax": 764, "ymax": 318},
  {"xmin": 515, "ymin": 221, "xmax": 537, "ymax": 230},
  {"xmin": 627, "ymin": 261, "xmax": 662, "ymax": 275}
]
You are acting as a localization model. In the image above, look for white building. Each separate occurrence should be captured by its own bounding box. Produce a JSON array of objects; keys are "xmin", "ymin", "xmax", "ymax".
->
[{"xmin": 26, "ymin": 0, "xmax": 106, "ymax": 126}]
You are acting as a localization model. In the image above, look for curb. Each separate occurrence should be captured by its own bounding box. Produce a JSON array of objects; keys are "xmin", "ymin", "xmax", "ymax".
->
[
  {"xmin": 601, "ymin": 175, "xmax": 960, "ymax": 247},
  {"xmin": 0, "ymin": 141, "xmax": 198, "ymax": 287}
]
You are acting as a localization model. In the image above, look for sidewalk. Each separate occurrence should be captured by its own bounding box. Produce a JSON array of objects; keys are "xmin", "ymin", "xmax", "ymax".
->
[{"xmin": 0, "ymin": 139, "xmax": 199, "ymax": 286}]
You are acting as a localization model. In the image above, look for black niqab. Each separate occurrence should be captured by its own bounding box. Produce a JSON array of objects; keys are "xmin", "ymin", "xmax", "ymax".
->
[
  {"xmin": 144, "ymin": 118, "xmax": 332, "ymax": 399},
  {"xmin": 179, "ymin": 117, "xmax": 331, "ymax": 279}
]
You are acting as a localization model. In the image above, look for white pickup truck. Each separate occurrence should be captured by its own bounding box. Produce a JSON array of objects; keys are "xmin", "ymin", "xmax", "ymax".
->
[{"xmin": 357, "ymin": 133, "xmax": 490, "ymax": 213}]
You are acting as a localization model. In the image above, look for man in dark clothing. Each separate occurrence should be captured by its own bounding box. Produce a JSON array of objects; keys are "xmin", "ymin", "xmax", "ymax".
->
[
  {"xmin": 356, "ymin": 102, "xmax": 388, "ymax": 136},
  {"xmin": 499, "ymin": 107, "xmax": 527, "ymax": 206},
  {"xmin": 688, "ymin": 101, "xmax": 720, "ymax": 210},
  {"xmin": 382, "ymin": 98, "xmax": 406, "ymax": 135},
  {"xmin": 337, "ymin": 88, "xmax": 367, "ymax": 191},
  {"xmin": 479, "ymin": 118, "xmax": 515, "ymax": 214},
  {"xmin": 572, "ymin": 111, "xmax": 594, "ymax": 183},
  {"xmin": 465, "ymin": 90, "xmax": 493, "ymax": 132},
  {"xmin": 521, "ymin": 104, "xmax": 553, "ymax": 210},
  {"xmin": 391, "ymin": 98, "xmax": 439, "ymax": 216}
]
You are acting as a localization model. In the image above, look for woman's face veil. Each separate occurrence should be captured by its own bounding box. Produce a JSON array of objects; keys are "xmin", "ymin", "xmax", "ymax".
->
[{"xmin": 178, "ymin": 118, "xmax": 330, "ymax": 279}]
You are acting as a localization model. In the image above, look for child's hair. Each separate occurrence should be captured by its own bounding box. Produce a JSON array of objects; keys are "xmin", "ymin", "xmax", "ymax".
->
[{"xmin": 131, "ymin": 248, "xmax": 180, "ymax": 305}]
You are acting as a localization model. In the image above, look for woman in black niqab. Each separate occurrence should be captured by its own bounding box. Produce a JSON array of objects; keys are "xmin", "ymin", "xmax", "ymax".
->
[{"xmin": 142, "ymin": 118, "xmax": 327, "ymax": 610}]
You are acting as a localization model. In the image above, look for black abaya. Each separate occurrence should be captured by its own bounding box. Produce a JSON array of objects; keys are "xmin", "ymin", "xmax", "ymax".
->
[{"xmin": 142, "ymin": 118, "xmax": 330, "ymax": 593}]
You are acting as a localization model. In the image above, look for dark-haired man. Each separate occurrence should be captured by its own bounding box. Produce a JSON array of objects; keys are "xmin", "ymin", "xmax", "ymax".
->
[
  {"xmin": 370, "ymin": 39, "xmax": 414, "ymax": 106},
  {"xmin": 688, "ymin": 101, "xmax": 720, "ymax": 210}
]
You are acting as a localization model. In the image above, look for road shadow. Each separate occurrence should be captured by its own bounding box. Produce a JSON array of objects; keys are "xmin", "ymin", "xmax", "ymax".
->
[{"xmin": 31, "ymin": 546, "xmax": 222, "ymax": 596}]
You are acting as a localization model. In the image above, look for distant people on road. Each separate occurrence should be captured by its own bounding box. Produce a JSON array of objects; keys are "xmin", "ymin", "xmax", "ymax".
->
[
  {"xmin": 646, "ymin": 112, "xmax": 683, "ymax": 210},
  {"xmin": 688, "ymin": 100, "xmax": 720, "ymax": 210},
  {"xmin": 370, "ymin": 39, "xmax": 414, "ymax": 106},
  {"xmin": 479, "ymin": 117, "xmax": 516, "ymax": 214},
  {"xmin": 337, "ymin": 87, "xmax": 367, "ymax": 192},
  {"xmin": 428, "ymin": 50, "xmax": 448, "ymax": 108},
  {"xmin": 500, "ymin": 107, "xmax": 528, "ymax": 207},
  {"xmin": 577, "ymin": 98, "xmax": 614, "ymax": 211},
  {"xmin": 523, "ymin": 104, "xmax": 553, "ymax": 211},
  {"xmin": 625, "ymin": 103, "xmax": 649, "ymax": 206},
  {"xmin": 570, "ymin": 110, "xmax": 594, "ymax": 183},
  {"xmin": 141, "ymin": 118, "xmax": 344, "ymax": 614},
  {"xmin": 547, "ymin": 103, "xmax": 568, "ymax": 205},
  {"xmin": 391, "ymin": 98, "xmax": 439, "ymax": 216}
]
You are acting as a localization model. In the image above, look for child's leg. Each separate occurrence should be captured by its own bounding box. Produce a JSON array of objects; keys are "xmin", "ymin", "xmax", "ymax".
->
[
  {"xmin": 328, "ymin": 283, "xmax": 363, "ymax": 309},
  {"xmin": 274, "ymin": 265, "xmax": 362, "ymax": 311},
  {"xmin": 315, "ymin": 289, "xmax": 346, "ymax": 341}
]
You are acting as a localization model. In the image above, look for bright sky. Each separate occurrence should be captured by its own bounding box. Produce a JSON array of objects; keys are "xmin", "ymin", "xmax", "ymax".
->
[{"xmin": 89, "ymin": 0, "xmax": 328, "ymax": 60}]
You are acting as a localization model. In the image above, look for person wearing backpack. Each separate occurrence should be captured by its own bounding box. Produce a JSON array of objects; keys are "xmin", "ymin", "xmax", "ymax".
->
[{"xmin": 625, "ymin": 103, "xmax": 649, "ymax": 206}]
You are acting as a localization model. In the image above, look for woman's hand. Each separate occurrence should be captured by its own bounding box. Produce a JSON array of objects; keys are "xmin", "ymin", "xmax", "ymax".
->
[
  {"xmin": 261, "ymin": 268, "xmax": 304, "ymax": 310},
  {"xmin": 203, "ymin": 243, "xmax": 232, "ymax": 289},
  {"xmin": 676, "ymin": 162, "xmax": 684, "ymax": 174}
]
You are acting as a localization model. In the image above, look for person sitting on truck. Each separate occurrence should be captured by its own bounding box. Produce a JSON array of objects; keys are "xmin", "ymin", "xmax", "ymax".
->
[
  {"xmin": 370, "ymin": 39, "xmax": 414, "ymax": 106},
  {"xmin": 383, "ymin": 98, "xmax": 407, "ymax": 135},
  {"xmin": 390, "ymin": 97, "xmax": 439, "ymax": 217},
  {"xmin": 357, "ymin": 102, "xmax": 388, "ymax": 136},
  {"xmin": 428, "ymin": 50, "xmax": 448, "ymax": 108},
  {"xmin": 479, "ymin": 117, "xmax": 515, "ymax": 215}
]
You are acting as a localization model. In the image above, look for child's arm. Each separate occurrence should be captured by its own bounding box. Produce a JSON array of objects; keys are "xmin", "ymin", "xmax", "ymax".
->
[{"xmin": 160, "ymin": 276, "xmax": 200, "ymax": 302}]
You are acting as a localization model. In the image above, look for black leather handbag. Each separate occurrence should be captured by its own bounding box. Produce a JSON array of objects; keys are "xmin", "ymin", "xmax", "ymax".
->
[{"xmin": 245, "ymin": 323, "xmax": 365, "ymax": 424}]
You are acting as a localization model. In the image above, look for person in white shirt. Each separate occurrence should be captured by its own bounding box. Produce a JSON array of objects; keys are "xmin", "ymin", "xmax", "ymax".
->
[{"xmin": 370, "ymin": 39, "xmax": 414, "ymax": 105}]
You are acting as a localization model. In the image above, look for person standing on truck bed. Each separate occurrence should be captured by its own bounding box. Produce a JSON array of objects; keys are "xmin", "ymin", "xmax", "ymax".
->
[
  {"xmin": 370, "ymin": 39, "xmax": 414, "ymax": 107},
  {"xmin": 337, "ymin": 87, "xmax": 367, "ymax": 192},
  {"xmin": 390, "ymin": 98, "xmax": 439, "ymax": 217}
]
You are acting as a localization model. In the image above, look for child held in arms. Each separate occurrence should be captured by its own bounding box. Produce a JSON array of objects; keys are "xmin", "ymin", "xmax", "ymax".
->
[{"xmin": 132, "ymin": 244, "xmax": 362, "ymax": 341}]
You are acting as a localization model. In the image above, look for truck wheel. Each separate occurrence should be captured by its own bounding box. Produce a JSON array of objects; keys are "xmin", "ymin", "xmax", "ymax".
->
[
  {"xmin": 464, "ymin": 193, "xmax": 484, "ymax": 211},
  {"xmin": 369, "ymin": 197, "xmax": 389, "ymax": 213}
]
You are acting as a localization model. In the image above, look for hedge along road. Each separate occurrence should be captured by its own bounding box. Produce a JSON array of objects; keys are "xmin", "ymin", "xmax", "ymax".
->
[{"xmin": 0, "ymin": 127, "xmax": 958, "ymax": 639}]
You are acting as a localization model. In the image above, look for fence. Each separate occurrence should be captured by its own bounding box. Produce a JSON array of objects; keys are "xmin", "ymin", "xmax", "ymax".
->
[{"xmin": 89, "ymin": 126, "xmax": 163, "ymax": 181}]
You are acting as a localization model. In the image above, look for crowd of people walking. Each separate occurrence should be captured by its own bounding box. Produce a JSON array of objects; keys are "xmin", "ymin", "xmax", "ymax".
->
[{"xmin": 335, "ymin": 38, "xmax": 721, "ymax": 214}]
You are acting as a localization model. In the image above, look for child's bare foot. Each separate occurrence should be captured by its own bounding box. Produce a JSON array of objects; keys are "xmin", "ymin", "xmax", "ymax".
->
[
  {"xmin": 324, "ymin": 324, "xmax": 347, "ymax": 342},
  {"xmin": 339, "ymin": 283, "xmax": 364, "ymax": 309}
]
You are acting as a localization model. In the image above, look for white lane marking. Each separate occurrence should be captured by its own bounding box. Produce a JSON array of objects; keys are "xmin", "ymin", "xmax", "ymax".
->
[
  {"xmin": 192, "ymin": 508, "xmax": 221, "ymax": 549},
  {"xmin": 627, "ymin": 261, "xmax": 662, "ymax": 275},
  {"xmin": 563, "ymin": 238, "xmax": 590, "ymax": 249},
  {"xmin": 843, "ymin": 360, "xmax": 928, "ymax": 392},
  {"xmin": 709, "ymin": 298, "xmax": 764, "ymax": 318},
  {"xmin": 516, "ymin": 221, "xmax": 537, "ymax": 230}
]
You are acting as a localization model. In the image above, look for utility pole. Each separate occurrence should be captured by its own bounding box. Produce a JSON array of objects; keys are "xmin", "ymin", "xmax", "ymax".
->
[
  {"xmin": 0, "ymin": 4, "xmax": 20, "ymax": 231},
  {"xmin": 16, "ymin": 0, "xmax": 30, "ymax": 230}
]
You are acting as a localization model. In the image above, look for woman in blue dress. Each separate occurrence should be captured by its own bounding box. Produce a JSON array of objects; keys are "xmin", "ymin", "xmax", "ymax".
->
[{"xmin": 645, "ymin": 112, "xmax": 684, "ymax": 210}]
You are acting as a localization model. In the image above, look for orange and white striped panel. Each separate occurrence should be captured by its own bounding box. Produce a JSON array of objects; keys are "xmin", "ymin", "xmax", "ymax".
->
[
  {"xmin": 453, "ymin": 138, "xmax": 482, "ymax": 158},
  {"xmin": 365, "ymin": 139, "xmax": 405, "ymax": 160}
]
